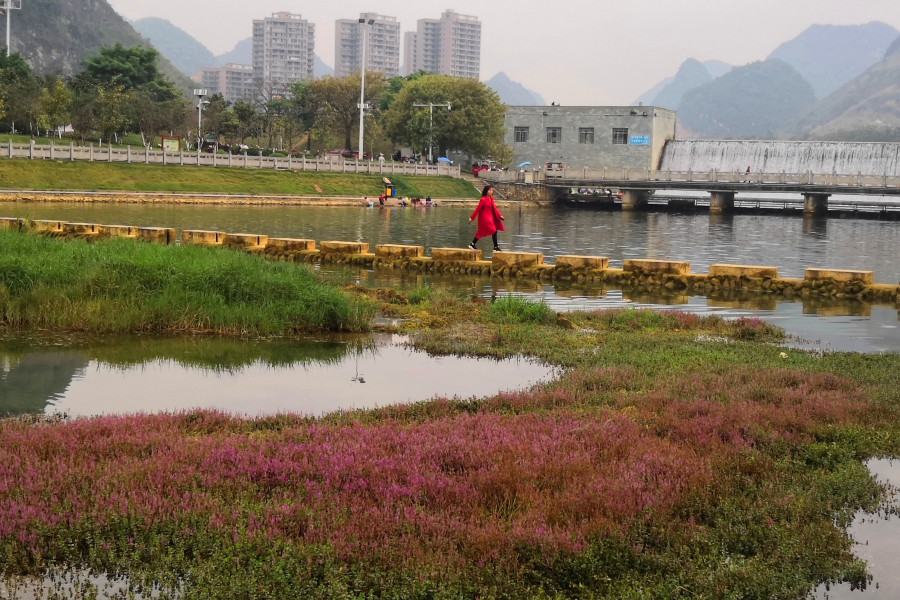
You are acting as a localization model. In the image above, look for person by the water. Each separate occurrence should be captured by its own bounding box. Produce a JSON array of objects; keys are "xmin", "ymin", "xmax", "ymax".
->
[{"xmin": 468, "ymin": 185, "xmax": 505, "ymax": 252}]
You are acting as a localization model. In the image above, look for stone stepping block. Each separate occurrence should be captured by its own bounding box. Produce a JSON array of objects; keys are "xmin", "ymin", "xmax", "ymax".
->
[
  {"xmin": 431, "ymin": 247, "xmax": 482, "ymax": 262},
  {"xmin": 624, "ymin": 259, "xmax": 691, "ymax": 275},
  {"xmin": 320, "ymin": 241, "xmax": 370, "ymax": 255},
  {"xmin": 805, "ymin": 268, "xmax": 874, "ymax": 285},
  {"xmin": 99, "ymin": 225, "xmax": 138, "ymax": 239},
  {"xmin": 708, "ymin": 264, "xmax": 778, "ymax": 279},
  {"xmin": 64, "ymin": 223, "xmax": 98, "ymax": 235},
  {"xmin": 223, "ymin": 233, "xmax": 269, "ymax": 250},
  {"xmin": 0, "ymin": 217, "xmax": 22, "ymax": 230},
  {"xmin": 267, "ymin": 238, "xmax": 316, "ymax": 252},
  {"xmin": 183, "ymin": 230, "xmax": 226, "ymax": 246},
  {"xmin": 137, "ymin": 227, "xmax": 176, "ymax": 245},
  {"xmin": 30, "ymin": 220, "xmax": 67, "ymax": 233},
  {"xmin": 493, "ymin": 251, "xmax": 544, "ymax": 269},
  {"xmin": 375, "ymin": 244, "xmax": 425, "ymax": 259},
  {"xmin": 556, "ymin": 255, "xmax": 609, "ymax": 270}
]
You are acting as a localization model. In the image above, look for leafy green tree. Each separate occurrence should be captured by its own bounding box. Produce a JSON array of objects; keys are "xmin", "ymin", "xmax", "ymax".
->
[
  {"xmin": 96, "ymin": 78, "xmax": 132, "ymax": 142},
  {"xmin": 36, "ymin": 76, "xmax": 73, "ymax": 138},
  {"xmin": 0, "ymin": 53, "xmax": 39, "ymax": 134},
  {"xmin": 383, "ymin": 75, "xmax": 510, "ymax": 162},
  {"xmin": 309, "ymin": 72, "xmax": 385, "ymax": 152},
  {"xmin": 83, "ymin": 44, "xmax": 164, "ymax": 89},
  {"xmin": 233, "ymin": 101, "xmax": 260, "ymax": 145},
  {"xmin": 289, "ymin": 81, "xmax": 319, "ymax": 152}
]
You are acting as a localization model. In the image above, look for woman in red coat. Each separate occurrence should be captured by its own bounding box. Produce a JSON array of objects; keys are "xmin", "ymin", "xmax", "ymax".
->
[{"xmin": 468, "ymin": 185, "xmax": 505, "ymax": 252}]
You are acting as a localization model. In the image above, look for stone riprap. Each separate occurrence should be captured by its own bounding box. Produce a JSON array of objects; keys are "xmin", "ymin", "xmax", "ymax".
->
[{"xmin": 4, "ymin": 218, "xmax": 899, "ymax": 305}]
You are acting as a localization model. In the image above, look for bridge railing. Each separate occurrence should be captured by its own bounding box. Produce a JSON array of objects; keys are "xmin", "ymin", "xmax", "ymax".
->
[
  {"xmin": 483, "ymin": 167, "xmax": 900, "ymax": 188},
  {"xmin": 0, "ymin": 140, "xmax": 463, "ymax": 178}
]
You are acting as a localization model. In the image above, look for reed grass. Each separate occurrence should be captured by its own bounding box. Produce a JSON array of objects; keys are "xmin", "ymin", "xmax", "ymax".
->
[{"xmin": 0, "ymin": 231, "xmax": 374, "ymax": 334}]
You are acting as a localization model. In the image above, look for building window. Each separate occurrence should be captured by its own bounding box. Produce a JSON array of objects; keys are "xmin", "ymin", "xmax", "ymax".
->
[
  {"xmin": 546, "ymin": 127, "xmax": 562, "ymax": 144},
  {"xmin": 613, "ymin": 128, "xmax": 629, "ymax": 145},
  {"xmin": 579, "ymin": 128, "xmax": 595, "ymax": 144},
  {"xmin": 514, "ymin": 127, "xmax": 529, "ymax": 143}
]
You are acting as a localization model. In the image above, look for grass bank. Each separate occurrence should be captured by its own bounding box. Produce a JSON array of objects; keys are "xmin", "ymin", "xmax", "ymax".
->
[
  {"xmin": 1, "ymin": 294, "xmax": 899, "ymax": 598},
  {"xmin": 0, "ymin": 160, "xmax": 479, "ymax": 198},
  {"xmin": 0, "ymin": 230, "xmax": 373, "ymax": 334}
]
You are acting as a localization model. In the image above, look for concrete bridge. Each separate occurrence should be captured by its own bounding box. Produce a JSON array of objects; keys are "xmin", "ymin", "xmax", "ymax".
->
[{"xmin": 481, "ymin": 168, "xmax": 900, "ymax": 214}]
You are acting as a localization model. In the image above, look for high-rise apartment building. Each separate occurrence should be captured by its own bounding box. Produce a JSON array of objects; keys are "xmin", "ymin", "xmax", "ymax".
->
[
  {"xmin": 335, "ymin": 13, "xmax": 401, "ymax": 78},
  {"xmin": 252, "ymin": 12, "xmax": 316, "ymax": 87},
  {"xmin": 403, "ymin": 31, "xmax": 418, "ymax": 76},
  {"xmin": 405, "ymin": 10, "xmax": 481, "ymax": 79},
  {"xmin": 192, "ymin": 64, "xmax": 255, "ymax": 103}
]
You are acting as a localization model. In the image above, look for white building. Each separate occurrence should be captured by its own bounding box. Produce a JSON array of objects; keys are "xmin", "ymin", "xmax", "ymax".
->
[
  {"xmin": 335, "ymin": 13, "xmax": 401, "ymax": 78},
  {"xmin": 252, "ymin": 12, "xmax": 316, "ymax": 87},
  {"xmin": 405, "ymin": 10, "xmax": 481, "ymax": 79},
  {"xmin": 403, "ymin": 31, "xmax": 418, "ymax": 76},
  {"xmin": 191, "ymin": 64, "xmax": 255, "ymax": 103}
]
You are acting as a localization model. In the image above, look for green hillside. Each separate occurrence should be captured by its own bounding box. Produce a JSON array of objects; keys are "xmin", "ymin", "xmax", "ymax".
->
[
  {"xmin": 8, "ymin": 0, "xmax": 193, "ymax": 91},
  {"xmin": 678, "ymin": 59, "xmax": 816, "ymax": 139}
]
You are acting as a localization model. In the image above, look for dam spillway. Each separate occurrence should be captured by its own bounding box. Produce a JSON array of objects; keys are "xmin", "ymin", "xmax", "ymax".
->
[{"xmin": 660, "ymin": 140, "xmax": 900, "ymax": 177}]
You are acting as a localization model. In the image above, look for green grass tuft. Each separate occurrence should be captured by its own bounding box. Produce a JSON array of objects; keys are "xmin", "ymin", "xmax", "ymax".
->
[
  {"xmin": 487, "ymin": 295, "xmax": 556, "ymax": 325},
  {"xmin": 0, "ymin": 231, "xmax": 374, "ymax": 334}
]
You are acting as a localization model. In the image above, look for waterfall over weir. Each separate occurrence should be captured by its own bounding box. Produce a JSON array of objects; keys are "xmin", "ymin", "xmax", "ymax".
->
[{"xmin": 660, "ymin": 140, "xmax": 900, "ymax": 177}]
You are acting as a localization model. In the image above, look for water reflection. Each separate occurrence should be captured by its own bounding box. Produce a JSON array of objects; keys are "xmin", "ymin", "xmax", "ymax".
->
[
  {"xmin": 0, "ymin": 334, "xmax": 554, "ymax": 418},
  {"xmin": 815, "ymin": 459, "xmax": 900, "ymax": 599}
]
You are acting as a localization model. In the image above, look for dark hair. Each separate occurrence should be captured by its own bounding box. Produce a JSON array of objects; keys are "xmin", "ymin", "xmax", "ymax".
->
[{"xmin": 482, "ymin": 185, "xmax": 494, "ymax": 197}]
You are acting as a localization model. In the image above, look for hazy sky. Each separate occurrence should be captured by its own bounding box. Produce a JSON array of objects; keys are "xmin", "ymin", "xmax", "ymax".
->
[{"xmin": 108, "ymin": 0, "xmax": 900, "ymax": 105}]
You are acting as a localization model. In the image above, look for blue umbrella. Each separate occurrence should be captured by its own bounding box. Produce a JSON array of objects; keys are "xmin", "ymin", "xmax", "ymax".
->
[
  {"xmin": 518, "ymin": 162, "xmax": 532, "ymax": 167},
  {"xmin": 438, "ymin": 157, "xmax": 452, "ymax": 163}
]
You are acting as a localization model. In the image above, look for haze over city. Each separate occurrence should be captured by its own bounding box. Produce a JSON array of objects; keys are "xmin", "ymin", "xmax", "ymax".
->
[{"xmin": 108, "ymin": 0, "xmax": 900, "ymax": 105}]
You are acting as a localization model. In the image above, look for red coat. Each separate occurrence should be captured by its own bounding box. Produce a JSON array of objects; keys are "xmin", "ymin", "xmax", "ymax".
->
[{"xmin": 471, "ymin": 195, "xmax": 505, "ymax": 239}]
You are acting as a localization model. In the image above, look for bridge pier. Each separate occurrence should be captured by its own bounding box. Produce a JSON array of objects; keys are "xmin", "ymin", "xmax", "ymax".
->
[
  {"xmin": 709, "ymin": 191, "xmax": 735, "ymax": 214},
  {"xmin": 803, "ymin": 193, "xmax": 830, "ymax": 216},
  {"xmin": 621, "ymin": 189, "xmax": 651, "ymax": 211}
]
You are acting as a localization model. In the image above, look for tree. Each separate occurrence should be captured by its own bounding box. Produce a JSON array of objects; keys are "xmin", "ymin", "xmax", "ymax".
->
[
  {"xmin": 96, "ymin": 78, "xmax": 132, "ymax": 142},
  {"xmin": 289, "ymin": 80, "xmax": 318, "ymax": 152},
  {"xmin": 309, "ymin": 72, "xmax": 385, "ymax": 152},
  {"xmin": 36, "ymin": 76, "xmax": 73, "ymax": 138},
  {"xmin": 383, "ymin": 75, "xmax": 511, "ymax": 162},
  {"xmin": 0, "ymin": 53, "xmax": 39, "ymax": 134},
  {"xmin": 83, "ymin": 44, "xmax": 164, "ymax": 89},
  {"xmin": 233, "ymin": 101, "xmax": 260, "ymax": 145}
]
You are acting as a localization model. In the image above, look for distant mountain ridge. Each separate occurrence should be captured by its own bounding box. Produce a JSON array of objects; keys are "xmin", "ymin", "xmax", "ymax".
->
[
  {"xmin": 678, "ymin": 59, "xmax": 816, "ymax": 139},
  {"xmin": 133, "ymin": 17, "xmax": 217, "ymax": 77},
  {"xmin": 651, "ymin": 59, "xmax": 712, "ymax": 110},
  {"xmin": 485, "ymin": 72, "xmax": 545, "ymax": 105},
  {"xmin": 768, "ymin": 22, "xmax": 899, "ymax": 98}
]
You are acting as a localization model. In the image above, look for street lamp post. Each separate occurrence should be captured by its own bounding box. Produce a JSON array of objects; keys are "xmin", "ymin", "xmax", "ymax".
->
[
  {"xmin": 1, "ymin": 0, "xmax": 22, "ymax": 57},
  {"xmin": 413, "ymin": 102, "xmax": 452, "ymax": 165},
  {"xmin": 193, "ymin": 89, "xmax": 209, "ymax": 152},
  {"xmin": 357, "ymin": 17, "xmax": 375, "ymax": 161}
]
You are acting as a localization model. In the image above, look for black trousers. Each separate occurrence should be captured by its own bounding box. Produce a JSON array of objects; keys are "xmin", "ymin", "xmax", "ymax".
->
[{"xmin": 472, "ymin": 232, "xmax": 499, "ymax": 248}]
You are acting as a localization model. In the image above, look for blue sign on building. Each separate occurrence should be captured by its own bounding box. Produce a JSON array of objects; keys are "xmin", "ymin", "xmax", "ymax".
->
[{"xmin": 630, "ymin": 135, "xmax": 651, "ymax": 146}]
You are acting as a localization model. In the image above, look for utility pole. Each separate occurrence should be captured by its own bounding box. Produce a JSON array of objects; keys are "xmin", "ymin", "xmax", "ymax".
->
[
  {"xmin": 357, "ymin": 17, "xmax": 374, "ymax": 161},
  {"xmin": 193, "ymin": 89, "xmax": 209, "ymax": 152},
  {"xmin": 413, "ymin": 102, "xmax": 451, "ymax": 165},
  {"xmin": 1, "ymin": 1, "xmax": 22, "ymax": 58}
]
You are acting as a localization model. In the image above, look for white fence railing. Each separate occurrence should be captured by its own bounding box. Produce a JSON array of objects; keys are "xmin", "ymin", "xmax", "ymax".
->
[
  {"xmin": 480, "ymin": 168, "xmax": 900, "ymax": 189},
  {"xmin": 1, "ymin": 141, "xmax": 463, "ymax": 179}
]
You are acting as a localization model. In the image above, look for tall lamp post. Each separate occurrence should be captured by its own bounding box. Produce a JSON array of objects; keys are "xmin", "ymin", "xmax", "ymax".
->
[
  {"xmin": 193, "ymin": 89, "xmax": 209, "ymax": 152},
  {"xmin": 1, "ymin": 0, "xmax": 22, "ymax": 57},
  {"xmin": 413, "ymin": 102, "xmax": 452, "ymax": 165},
  {"xmin": 357, "ymin": 17, "xmax": 375, "ymax": 161}
]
